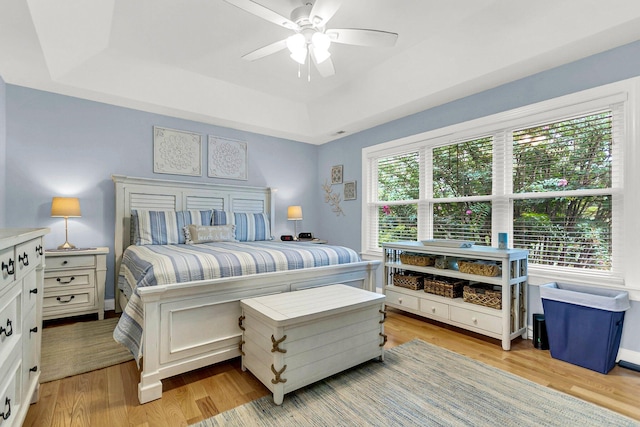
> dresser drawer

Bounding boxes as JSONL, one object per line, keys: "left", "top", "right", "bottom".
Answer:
{"left": 0, "top": 247, "right": 15, "bottom": 294}
{"left": 15, "top": 237, "right": 44, "bottom": 280}
{"left": 419, "top": 298, "right": 450, "bottom": 321}
{"left": 385, "top": 289, "right": 419, "bottom": 311}
{"left": 450, "top": 306, "right": 502, "bottom": 334}
{"left": 0, "top": 355, "right": 21, "bottom": 427}
{"left": 0, "top": 286, "right": 21, "bottom": 363}
{"left": 44, "top": 269, "right": 93, "bottom": 290}
{"left": 46, "top": 255, "right": 95, "bottom": 270}
{"left": 43, "top": 288, "right": 96, "bottom": 313}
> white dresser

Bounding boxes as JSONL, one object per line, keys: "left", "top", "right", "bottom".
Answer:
{"left": 0, "top": 228, "right": 48, "bottom": 427}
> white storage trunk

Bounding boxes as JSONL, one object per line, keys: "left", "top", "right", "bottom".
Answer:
{"left": 240, "top": 284, "right": 386, "bottom": 405}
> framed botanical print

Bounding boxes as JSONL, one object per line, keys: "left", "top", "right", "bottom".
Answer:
{"left": 153, "top": 126, "right": 202, "bottom": 176}
{"left": 331, "top": 165, "right": 343, "bottom": 184}
{"left": 344, "top": 181, "right": 357, "bottom": 200}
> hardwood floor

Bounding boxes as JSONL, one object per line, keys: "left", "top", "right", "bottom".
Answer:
{"left": 24, "top": 309, "right": 640, "bottom": 426}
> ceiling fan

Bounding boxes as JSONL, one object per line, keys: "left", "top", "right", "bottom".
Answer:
{"left": 224, "top": 0, "right": 398, "bottom": 78}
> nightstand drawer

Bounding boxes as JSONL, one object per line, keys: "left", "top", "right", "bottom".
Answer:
{"left": 450, "top": 306, "right": 502, "bottom": 334}
{"left": 44, "top": 269, "right": 93, "bottom": 290}
{"left": 43, "top": 288, "right": 95, "bottom": 312}
{"left": 46, "top": 255, "right": 95, "bottom": 270}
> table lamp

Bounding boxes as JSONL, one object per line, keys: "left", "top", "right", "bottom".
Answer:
{"left": 51, "top": 197, "right": 81, "bottom": 249}
{"left": 287, "top": 205, "right": 303, "bottom": 240}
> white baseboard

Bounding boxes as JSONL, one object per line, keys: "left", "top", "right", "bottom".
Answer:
{"left": 105, "top": 298, "right": 115, "bottom": 312}
{"left": 617, "top": 348, "right": 640, "bottom": 366}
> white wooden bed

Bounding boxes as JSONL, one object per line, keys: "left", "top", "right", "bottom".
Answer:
{"left": 112, "top": 175, "right": 379, "bottom": 404}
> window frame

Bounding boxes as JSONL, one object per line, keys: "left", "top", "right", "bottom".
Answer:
{"left": 362, "top": 78, "right": 639, "bottom": 291}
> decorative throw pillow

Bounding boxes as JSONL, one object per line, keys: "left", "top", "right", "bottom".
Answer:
{"left": 211, "top": 209, "right": 231, "bottom": 226}
{"left": 184, "top": 224, "right": 237, "bottom": 244}
{"left": 233, "top": 212, "right": 272, "bottom": 242}
{"left": 131, "top": 209, "right": 213, "bottom": 245}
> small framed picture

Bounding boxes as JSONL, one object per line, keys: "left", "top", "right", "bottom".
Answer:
{"left": 331, "top": 165, "right": 343, "bottom": 184}
{"left": 344, "top": 181, "right": 357, "bottom": 200}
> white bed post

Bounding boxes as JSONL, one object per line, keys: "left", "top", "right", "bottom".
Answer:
{"left": 138, "top": 294, "right": 163, "bottom": 404}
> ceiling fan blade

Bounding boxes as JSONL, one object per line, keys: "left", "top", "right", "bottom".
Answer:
{"left": 242, "top": 39, "right": 288, "bottom": 61}
{"left": 326, "top": 28, "right": 398, "bottom": 47}
{"left": 224, "top": 0, "right": 299, "bottom": 30}
{"left": 309, "top": 0, "right": 342, "bottom": 27}
{"left": 311, "top": 51, "right": 335, "bottom": 77}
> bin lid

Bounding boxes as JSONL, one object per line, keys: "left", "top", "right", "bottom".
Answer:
{"left": 540, "top": 282, "right": 630, "bottom": 312}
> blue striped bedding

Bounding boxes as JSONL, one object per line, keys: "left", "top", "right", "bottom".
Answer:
{"left": 114, "top": 241, "right": 361, "bottom": 361}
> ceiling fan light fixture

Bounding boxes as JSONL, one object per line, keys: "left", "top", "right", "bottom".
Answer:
{"left": 286, "top": 33, "right": 306, "bottom": 53}
{"left": 311, "top": 31, "right": 331, "bottom": 51}
{"left": 290, "top": 47, "right": 308, "bottom": 65}
{"left": 313, "top": 47, "right": 331, "bottom": 64}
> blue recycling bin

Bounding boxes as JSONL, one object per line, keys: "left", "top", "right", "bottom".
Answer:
{"left": 540, "top": 282, "right": 630, "bottom": 374}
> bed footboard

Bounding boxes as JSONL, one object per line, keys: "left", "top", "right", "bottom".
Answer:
{"left": 136, "top": 260, "right": 379, "bottom": 404}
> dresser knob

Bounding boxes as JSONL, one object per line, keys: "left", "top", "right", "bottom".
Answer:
{"left": 431, "top": 307, "right": 436, "bottom": 313}
{"left": 29, "top": 366, "right": 38, "bottom": 373}
{"left": 472, "top": 317, "right": 478, "bottom": 324}
{"left": 398, "top": 298, "right": 403, "bottom": 304}
{"left": 18, "top": 253, "right": 29, "bottom": 267}
{"left": 0, "top": 319, "right": 13, "bottom": 337}
{"left": 35, "top": 245, "right": 43, "bottom": 255}
{"left": 1, "top": 259, "right": 14, "bottom": 275}
{"left": 0, "top": 397, "right": 11, "bottom": 421}
{"left": 30, "top": 288, "right": 38, "bottom": 294}
{"left": 30, "top": 326, "right": 38, "bottom": 334}
{"left": 62, "top": 260, "right": 68, "bottom": 265}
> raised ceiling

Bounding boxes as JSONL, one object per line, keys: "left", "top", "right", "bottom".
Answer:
{"left": 2, "top": 0, "right": 640, "bottom": 144}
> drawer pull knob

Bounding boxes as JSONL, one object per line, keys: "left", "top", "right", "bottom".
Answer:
{"left": 472, "top": 317, "right": 478, "bottom": 324}
{"left": 56, "top": 276, "right": 75, "bottom": 284}
{"left": 57, "top": 295, "right": 75, "bottom": 303}
{"left": 0, "top": 397, "right": 11, "bottom": 421}
{"left": 0, "top": 319, "right": 13, "bottom": 337}
{"left": 431, "top": 307, "right": 436, "bottom": 313}
{"left": 36, "top": 245, "right": 43, "bottom": 255}
{"left": 398, "top": 298, "right": 403, "bottom": 304}
{"left": 62, "top": 260, "right": 68, "bottom": 265}
{"left": 30, "top": 288, "right": 38, "bottom": 294}
{"left": 1, "top": 259, "right": 14, "bottom": 275}
{"left": 18, "top": 253, "right": 29, "bottom": 267}
{"left": 30, "top": 326, "right": 38, "bottom": 334}
{"left": 30, "top": 365, "right": 38, "bottom": 372}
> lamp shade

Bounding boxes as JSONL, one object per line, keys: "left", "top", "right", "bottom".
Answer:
{"left": 287, "top": 205, "right": 303, "bottom": 221}
{"left": 51, "top": 197, "right": 82, "bottom": 218}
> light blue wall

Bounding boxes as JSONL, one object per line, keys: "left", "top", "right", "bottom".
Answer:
{"left": 5, "top": 87, "right": 320, "bottom": 301}
{"left": 0, "top": 75, "right": 6, "bottom": 227}
{"left": 316, "top": 40, "right": 640, "bottom": 354}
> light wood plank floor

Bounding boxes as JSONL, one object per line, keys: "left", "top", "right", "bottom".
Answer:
{"left": 25, "top": 309, "right": 640, "bottom": 426}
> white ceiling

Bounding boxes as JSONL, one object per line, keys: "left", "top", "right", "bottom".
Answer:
{"left": 2, "top": 0, "right": 640, "bottom": 144}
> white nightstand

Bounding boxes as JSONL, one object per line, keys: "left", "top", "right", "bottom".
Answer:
{"left": 44, "top": 247, "right": 109, "bottom": 320}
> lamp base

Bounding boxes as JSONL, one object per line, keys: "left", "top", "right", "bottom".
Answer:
{"left": 57, "top": 241, "right": 77, "bottom": 250}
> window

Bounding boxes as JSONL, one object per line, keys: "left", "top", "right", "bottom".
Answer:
{"left": 362, "top": 81, "right": 633, "bottom": 285}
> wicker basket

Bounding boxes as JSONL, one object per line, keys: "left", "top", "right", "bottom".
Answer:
{"left": 400, "top": 253, "right": 435, "bottom": 267}
{"left": 463, "top": 284, "right": 502, "bottom": 309}
{"left": 458, "top": 261, "right": 501, "bottom": 277}
{"left": 393, "top": 273, "right": 424, "bottom": 290}
{"left": 424, "top": 276, "right": 465, "bottom": 298}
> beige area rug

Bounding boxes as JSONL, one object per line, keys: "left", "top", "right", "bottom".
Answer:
{"left": 192, "top": 339, "right": 639, "bottom": 427}
{"left": 41, "top": 317, "right": 133, "bottom": 382}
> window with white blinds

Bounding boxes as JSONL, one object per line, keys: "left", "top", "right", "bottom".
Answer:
{"left": 362, "top": 88, "right": 627, "bottom": 280}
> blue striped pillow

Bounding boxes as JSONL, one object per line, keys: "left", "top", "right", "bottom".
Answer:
{"left": 132, "top": 209, "right": 213, "bottom": 245}
{"left": 212, "top": 209, "right": 231, "bottom": 226}
{"left": 233, "top": 212, "right": 272, "bottom": 241}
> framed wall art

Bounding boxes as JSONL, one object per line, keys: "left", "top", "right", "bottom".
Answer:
{"left": 331, "top": 165, "right": 343, "bottom": 184}
{"left": 208, "top": 136, "right": 248, "bottom": 180}
{"left": 344, "top": 181, "right": 357, "bottom": 200}
{"left": 153, "top": 126, "right": 202, "bottom": 176}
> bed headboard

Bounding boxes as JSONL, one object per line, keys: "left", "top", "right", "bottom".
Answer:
{"left": 112, "top": 175, "right": 275, "bottom": 310}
